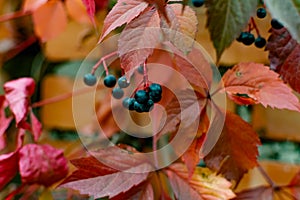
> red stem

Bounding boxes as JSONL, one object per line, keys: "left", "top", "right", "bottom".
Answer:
{"left": 91, "top": 51, "right": 118, "bottom": 75}
{"left": 143, "top": 62, "right": 149, "bottom": 89}
{"left": 0, "top": 10, "right": 31, "bottom": 23}
{"left": 251, "top": 17, "right": 261, "bottom": 36}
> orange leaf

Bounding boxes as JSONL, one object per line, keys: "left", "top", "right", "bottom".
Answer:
{"left": 166, "top": 163, "right": 236, "bottom": 200}
{"left": 65, "top": 0, "right": 90, "bottom": 24}
{"left": 23, "top": 0, "right": 47, "bottom": 11}
{"left": 222, "top": 62, "right": 300, "bottom": 112}
{"left": 32, "top": 0, "right": 67, "bottom": 42}
{"left": 204, "top": 111, "right": 261, "bottom": 184}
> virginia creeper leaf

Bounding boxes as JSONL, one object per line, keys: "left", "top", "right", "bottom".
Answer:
{"left": 3, "top": 78, "right": 35, "bottom": 127}
{"left": 32, "top": 0, "right": 68, "bottom": 42}
{"left": 162, "top": 4, "right": 198, "bottom": 53}
{"left": 29, "top": 110, "right": 42, "bottom": 142}
{"left": 19, "top": 144, "right": 68, "bottom": 186}
{"left": 118, "top": 8, "right": 161, "bottom": 73}
{"left": 234, "top": 186, "right": 273, "bottom": 200}
{"left": 99, "top": 0, "right": 149, "bottom": 42}
{"left": 111, "top": 181, "right": 154, "bottom": 200}
{"left": 0, "top": 96, "right": 12, "bottom": 150}
{"left": 206, "top": 0, "right": 258, "bottom": 61}
{"left": 264, "top": 0, "right": 300, "bottom": 42}
{"left": 65, "top": 0, "right": 90, "bottom": 24}
{"left": 222, "top": 62, "right": 300, "bottom": 111}
{"left": 144, "top": 0, "right": 168, "bottom": 22}
{"left": 23, "top": 0, "right": 47, "bottom": 11}
{"left": 204, "top": 111, "right": 261, "bottom": 183}
{"left": 166, "top": 163, "right": 236, "bottom": 200}
{"left": 82, "top": 0, "right": 96, "bottom": 27}
{"left": 0, "top": 150, "right": 19, "bottom": 190}
{"left": 289, "top": 170, "right": 300, "bottom": 198}
{"left": 266, "top": 28, "right": 300, "bottom": 93}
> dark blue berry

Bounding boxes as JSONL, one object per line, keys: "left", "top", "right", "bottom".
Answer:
{"left": 256, "top": 8, "right": 267, "bottom": 18}
{"left": 122, "top": 97, "right": 135, "bottom": 110}
{"left": 83, "top": 73, "right": 97, "bottom": 86}
{"left": 242, "top": 32, "right": 255, "bottom": 46}
{"left": 146, "top": 99, "right": 154, "bottom": 111}
{"left": 137, "top": 65, "right": 144, "bottom": 74}
{"left": 149, "top": 83, "right": 162, "bottom": 94}
{"left": 271, "top": 19, "right": 284, "bottom": 29}
{"left": 254, "top": 36, "right": 266, "bottom": 48}
{"left": 134, "top": 90, "right": 149, "bottom": 104}
{"left": 104, "top": 75, "right": 116, "bottom": 88}
{"left": 118, "top": 76, "right": 130, "bottom": 88}
{"left": 192, "top": 0, "right": 204, "bottom": 7}
{"left": 133, "top": 101, "right": 144, "bottom": 113}
{"left": 149, "top": 83, "right": 162, "bottom": 103}
{"left": 112, "top": 87, "right": 124, "bottom": 99}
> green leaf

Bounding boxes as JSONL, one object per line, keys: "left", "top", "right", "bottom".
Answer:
{"left": 206, "top": 0, "right": 258, "bottom": 62}
{"left": 265, "top": 0, "right": 300, "bottom": 43}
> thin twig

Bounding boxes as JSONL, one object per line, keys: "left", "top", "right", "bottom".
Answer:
{"left": 257, "top": 164, "right": 277, "bottom": 188}
{"left": 91, "top": 51, "right": 118, "bottom": 75}
{"left": 0, "top": 10, "right": 31, "bottom": 23}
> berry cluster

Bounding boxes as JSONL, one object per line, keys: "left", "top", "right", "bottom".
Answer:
{"left": 237, "top": 32, "right": 266, "bottom": 48}
{"left": 83, "top": 71, "right": 162, "bottom": 113}
{"left": 123, "top": 83, "right": 162, "bottom": 113}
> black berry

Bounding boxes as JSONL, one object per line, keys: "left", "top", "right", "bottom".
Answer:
{"left": 242, "top": 32, "right": 255, "bottom": 46}
{"left": 254, "top": 36, "right": 266, "bottom": 48}
{"left": 256, "top": 8, "right": 267, "bottom": 18}
{"left": 146, "top": 99, "right": 154, "bottom": 111}
{"left": 103, "top": 75, "right": 116, "bottom": 88}
{"left": 149, "top": 83, "right": 162, "bottom": 103}
{"left": 271, "top": 19, "right": 284, "bottom": 29}
{"left": 118, "top": 76, "right": 130, "bottom": 88}
{"left": 83, "top": 73, "right": 97, "bottom": 86}
{"left": 149, "top": 83, "right": 162, "bottom": 94}
{"left": 192, "top": 0, "right": 204, "bottom": 7}
{"left": 112, "top": 87, "right": 124, "bottom": 99}
{"left": 122, "top": 97, "right": 135, "bottom": 110}
{"left": 133, "top": 101, "right": 144, "bottom": 113}
{"left": 134, "top": 90, "right": 149, "bottom": 104}
{"left": 236, "top": 32, "right": 247, "bottom": 42}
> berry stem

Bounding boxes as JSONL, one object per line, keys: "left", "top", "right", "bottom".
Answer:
{"left": 143, "top": 62, "right": 149, "bottom": 89}
{"left": 91, "top": 51, "right": 117, "bottom": 75}
{"left": 0, "top": 10, "right": 32, "bottom": 23}
{"left": 251, "top": 17, "right": 261, "bottom": 36}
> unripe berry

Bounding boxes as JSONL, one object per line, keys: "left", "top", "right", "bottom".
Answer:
{"left": 112, "top": 87, "right": 124, "bottom": 99}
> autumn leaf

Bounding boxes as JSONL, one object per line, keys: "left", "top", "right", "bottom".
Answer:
{"left": 118, "top": 8, "right": 161, "bottom": 73}
{"left": 61, "top": 147, "right": 153, "bottom": 199}
{"left": 65, "top": 0, "right": 91, "bottom": 24}
{"left": 144, "top": 0, "right": 168, "bottom": 23}
{"left": 81, "top": 0, "right": 96, "bottom": 27}
{"left": 0, "top": 150, "right": 19, "bottom": 190}
{"left": 32, "top": 0, "right": 68, "bottom": 42}
{"left": 22, "top": 0, "right": 47, "bottom": 11}
{"left": 204, "top": 111, "right": 261, "bottom": 184}
{"left": 18, "top": 144, "right": 68, "bottom": 186}
{"left": 289, "top": 170, "right": 300, "bottom": 199}
{"left": 0, "top": 96, "right": 13, "bottom": 150}
{"left": 99, "top": 0, "right": 149, "bottom": 42}
{"left": 205, "top": 0, "right": 257, "bottom": 61}
{"left": 234, "top": 186, "right": 273, "bottom": 200}
{"left": 29, "top": 110, "right": 42, "bottom": 142}
{"left": 165, "top": 163, "right": 236, "bottom": 200}
{"left": 162, "top": 4, "right": 198, "bottom": 53}
{"left": 222, "top": 62, "right": 300, "bottom": 112}
{"left": 264, "top": 0, "right": 300, "bottom": 42}
{"left": 3, "top": 77, "right": 35, "bottom": 128}
{"left": 266, "top": 28, "right": 300, "bottom": 93}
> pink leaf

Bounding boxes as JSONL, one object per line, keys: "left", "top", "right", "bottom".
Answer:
{"left": 4, "top": 78, "right": 35, "bottom": 127}
{"left": 82, "top": 0, "right": 96, "bottom": 27}
{"left": 30, "top": 110, "right": 42, "bottom": 142}
{"left": 0, "top": 150, "right": 19, "bottom": 190}
{"left": 99, "top": 0, "right": 149, "bottom": 42}
{"left": 0, "top": 96, "right": 12, "bottom": 150}
{"left": 18, "top": 144, "right": 68, "bottom": 186}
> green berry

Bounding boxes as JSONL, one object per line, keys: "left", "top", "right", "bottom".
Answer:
{"left": 256, "top": 8, "right": 266, "bottom": 18}
{"left": 83, "top": 73, "right": 97, "bottom": 86}
{"left": 104, "top": 75, "right": 116, "bottom": 88}
{"left": 192, "top": 0, "right": 204, "bottom": 7}
{"left": 254, "top": 36, "right": 266, "bottom": 48}
{"left": 112, "top": 87, "right": 124, "bottom": 99}
{"left": 118, "top": 76, "right": 130, "bottom": 88}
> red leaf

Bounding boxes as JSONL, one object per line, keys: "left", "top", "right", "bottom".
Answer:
{"left": 222, "top": 62, "right": 300, "bottom": 112}
{"left": 4, "top": 78, "right": 35, "bottom": 127}
{"left": 23, "top": 0, "right": 47, "bottom": 11}
{"left": 204, "top": 111, "right": 261, "bottom": 183}
{"left": 0, "top": 96, "right": 13, "bottom": 150}
{"left": 18, "top": 144, "right": 68, "bottom": 186}
{"left": 32, "top": 0, "right": 67, "bottom": 42}
{"left": 166, "top": 163, "right": 235, "bottom": 199}
{"left": 95, "top": 0, "right": 109, "bottom": 11}
{"left": 0, "top": 150, "right": 19, "bottom": 190}
{"left": 289, "top": 170, "right": 300, "bottom": 198}
{"left": 266, "top": 28, "right": 300, "bottom": 93}
{"left": 144, "top": 0, "right": 168, "bottom": 23}
{"left": 29, "top": 110, "right": 42, "bottom": 142}
{"left": 81, "top": 0, "right": 96, "bottom": 27}
{"left": 99, "top": 0, "right": 149, "bottom": 42}
{"left": 234, "top": 186, "right": 273, "bottom": 199}
{"left": 118, "top": 8, "right": 161, "bottom": 73}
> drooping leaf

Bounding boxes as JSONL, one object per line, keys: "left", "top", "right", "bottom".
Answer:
{"left": 205, "top": 0, "right": 258, "bottom": 61}
{"left": 29, "top": 110, "right": 42, "bottom": 142}
{"left": 18, "top": 144, "right": 68, "bottom": 186}
{"left": 118, "top": 8, "right": 161, "bottom": 73}
{"left": 162, "top": 4, "right": 198, "bottom": 53}
{"left": 166, "top": 163, "right": 236, "bottom": 200}
{"left": 204, "top": 111, "right": 261, "bottom": 183}
{"left": 264, "top": 0, "right": 300, "bottom": 43}
{"left": 266, "top": 28, "right": 300, "bottom": 93}
{"left": 81, "top": 0, "right": 96, "bottom": 27}
{"left": 234, "top": 186, "right": 273, "bottom": 200}
{"left": 222, "top": 62, "right": 300, "bottom": 112}
{"left": 3, "top": 78, "right": 35, "bottom": 127}
{"left": 23, "top": 0, "right": 47, "bottom": 11}
{"left": 32, "top": 0, "right": 68, "bottom": 42}
{"left": 99, "top": 0, "right": 149, "bottom": 42}
{"left": 0, "top": 150, "right": 19, "bottom": 190}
